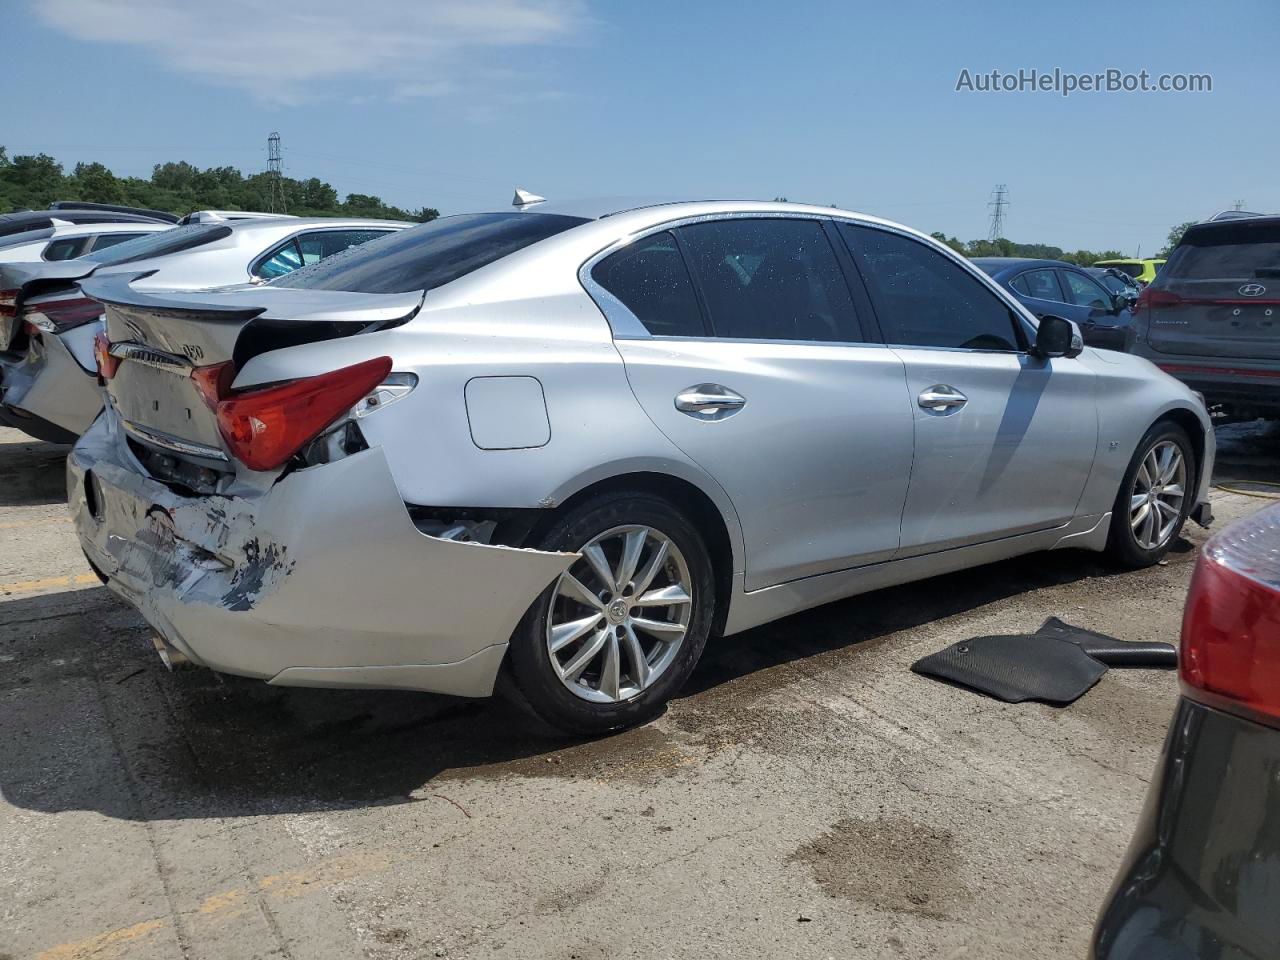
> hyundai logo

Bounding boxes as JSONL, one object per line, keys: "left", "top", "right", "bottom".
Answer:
{"left": 1239, "top": 283, "right": 1267, "bottom": 297}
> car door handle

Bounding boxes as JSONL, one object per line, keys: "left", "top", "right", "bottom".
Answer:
{"left": 918, "top": 385, "right": 968, "bottom": 411}
{"left": 675, "top": 384, "right": 746, "bottom": 420}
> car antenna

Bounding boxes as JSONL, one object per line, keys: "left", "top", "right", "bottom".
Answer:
{"left": 512, "top": 188, "right": 545, "bottom": 208}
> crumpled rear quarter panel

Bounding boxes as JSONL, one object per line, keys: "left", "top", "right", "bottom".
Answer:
{"left": 69, "top": 416, "right": 574, "bottom": 695}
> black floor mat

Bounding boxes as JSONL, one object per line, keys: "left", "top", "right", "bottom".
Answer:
{"left": 911, "top": 618, "right": 1177, "bottom": 705}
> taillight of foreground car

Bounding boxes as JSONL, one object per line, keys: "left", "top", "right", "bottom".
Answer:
{"left": 1136, "top": 287, "right": 1183, "bottom": 310}
{"left": 25, "top": 296, "right": 102, "bottom": 334}
{"left": 191, "top": 355, "right": 393, "bottom": 472}
{"left": 0, "top": 288, "right": 18, "bottom": 319}
{"left": 1180, "top": 504, "right": 1280, "bottom": 727}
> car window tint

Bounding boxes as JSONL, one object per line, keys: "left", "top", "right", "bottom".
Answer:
{"left": 1163, "top": 222, "right": 1280, "bottom": 280}
{"left": 43, "top": 237, "right": 90, "bottom": 261}
{"left": 82, "top": 223, "right": 231, "bottom": 264}
{"left": 255, "top": 240, "right": 303, "bottom": 279}
{"left": 88, "top": 233, "right": 147, "bottom": 253}
{"left": 675, "top": 218, "right": 863, "bottom": 342}
{"left": 1017, "top": 268, "right": 1063, "bottom": 301}
{"left": 296, "top": 229, "right": 393, "bottom": 266}
{"left": 590, "top": 230, "right": 705, "bottom": 337}
{"left": 273, "top": 213, "right": 588, "bottom": 293}
{"left": 840, "top": 223, "right": 1022, "bottom": 352}
{"left": 1061, "top": 270, "right": 1111, "bottom": 308}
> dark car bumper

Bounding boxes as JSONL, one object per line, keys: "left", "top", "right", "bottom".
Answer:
{"left": 1090, "top": 698, "right": 1280, "bottom": 959}
{"left": 1150, "top": 362, "right": 1280, "bottom": 416}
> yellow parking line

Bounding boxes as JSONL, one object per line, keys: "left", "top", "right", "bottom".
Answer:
{"left": 1, "top": 572, "right": 100, "bottom": 594}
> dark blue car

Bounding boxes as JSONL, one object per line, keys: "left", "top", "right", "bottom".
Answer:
{"left": 973, "top": 257, "right": 1134, "bottom": 351}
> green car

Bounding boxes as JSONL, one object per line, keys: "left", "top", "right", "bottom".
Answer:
{"left": 1094, "top": 258, "right": 1166, "bottom": 286}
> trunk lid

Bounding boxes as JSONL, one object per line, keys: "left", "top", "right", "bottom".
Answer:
{"left": 81, "top": 273, "right": 423, "bottom": 466}
{"left": 1146, "top": 219, "right": 1280, "bottom": 361}
{"left": 0, "top": 260, "right": 97, "bottom": 352}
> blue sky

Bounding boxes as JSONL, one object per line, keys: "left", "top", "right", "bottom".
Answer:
{"left": 2, "top": 0, "right": 1274, "bottom": 254}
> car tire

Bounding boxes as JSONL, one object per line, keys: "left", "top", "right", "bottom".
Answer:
{"left": 1106, "top": 421, "right": 1196, "bottom": 568}
{"left": 505, "top": 491, "right": 715, "bottom": 736}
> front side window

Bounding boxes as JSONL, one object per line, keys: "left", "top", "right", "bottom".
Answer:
{"left": 840, "top": 224, "right": 1023, "bottom": 352}
{"left": 589, "top": 230, "right": 704, "bottom": 337}
{"left": 1061, "top": 271, "right": 1112, "bottom": 309}
{"left": 675, "top": 218, "right": 863, "bottom": 342}
{"left": 1011, "top": 269, "right": 1063, "bottom": 302}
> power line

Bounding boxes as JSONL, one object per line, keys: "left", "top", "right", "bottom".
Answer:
{"left": 987, "top": 184, "right": 1008, "bottom": 242}
{"left": 266, "top": 132, "right": 286, "bottom": 214}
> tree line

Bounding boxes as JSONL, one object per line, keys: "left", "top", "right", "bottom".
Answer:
{"left": 0, "top": 147, "right": 439, "bottom": 222}
{"left": 929, "top": 222, "right": 1192, "bottom": 263}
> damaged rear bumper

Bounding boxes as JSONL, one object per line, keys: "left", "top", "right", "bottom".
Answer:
{"left": 68, "top": 415, "right": 574, "bottom": 697}
{"left": 0, "top": 323, "right": 102, "bottom": 440}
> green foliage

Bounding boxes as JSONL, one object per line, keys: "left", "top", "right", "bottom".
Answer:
{"left": 926, "top": 229, "right": 1128, "bottom": 266}
{"left": 1160, "top": 221, "right": 1196, "bottom": 257}
{"left": 0, "top": 146, "right": 440, "bottom": 223}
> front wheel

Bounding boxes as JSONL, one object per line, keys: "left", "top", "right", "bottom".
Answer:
{"left": 1106, "top": 422, "right": 1195, "bottom": 567}
{"left": 505, "top": 492, "right": 715, "bottom": 735}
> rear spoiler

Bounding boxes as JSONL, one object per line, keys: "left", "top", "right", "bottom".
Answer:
{"left": 81, "top": 271, "right": 425, "bottom": 368}
{"left": 0, "top": 258, "right": 99, "bottom": 300}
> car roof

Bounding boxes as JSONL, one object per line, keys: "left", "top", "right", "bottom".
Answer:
{"left": 972, "top": 257, "right": 1080, "bottom": 273}
{"left": 221, "top": 216, "right": 413, "bottom": 232}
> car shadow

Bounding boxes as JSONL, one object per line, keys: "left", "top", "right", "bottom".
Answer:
{"left": 0, "top": 434, "right": 70, "bottom": 506}
{"left": 0, "top": 541, "right": 1149, "bottom": 824}
{"left": 1214, "top": 419, "right": 1280, "bottom": 486}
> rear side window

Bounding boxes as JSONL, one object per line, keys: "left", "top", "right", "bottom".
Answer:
{"left": 273, "top": 213, "right": 588, "bottom": 293}
{"left": 88, "top": 232, "right": 148, "bottom": 253}
{"left": 841, "top": 223, "right": 1023, "bottom": 352}
{"left": 255, "top": 240, "right": 304, "bottom": 279}
{"left": 43, "top": 237, "right": 91, "bottom": 261}
{"left": 1061, "top": 271, "right": 1111, "bottom": 309}
{"left": 1011, "top": 269, "right": 1063, "bottom": 301}
{"left": 676, "top": 218, "right": 864, "bottom": 342}
{"left": 82, "top": 223, "right": 230, "bottom": 265}
{"left": 1163, "top": 223, "right": 1280, "bottom": 281}
{"left": 590, "top": 231, "right": 705, "bottom": 337}
{"left": 253, "top": 229, "right": 395, "bottom": 279}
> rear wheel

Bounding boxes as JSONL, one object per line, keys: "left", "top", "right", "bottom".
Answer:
{"left": 1106, "top": 422, "right": 1195, "bottom": 567}
{"left": 505, "top": 492, "right": 714, "bottom": 735}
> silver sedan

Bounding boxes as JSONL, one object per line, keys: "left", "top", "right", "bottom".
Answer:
{"left": 68, "top": 198, "right": 1215, "bottom": 734}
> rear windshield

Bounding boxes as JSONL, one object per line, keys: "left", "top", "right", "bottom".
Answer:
{"left": 272, "top": 212, "right": 589, "bottom": 293}
{"left": 1164, "top": 223, "right": 1280, "bottom": 280}
{"left": 81, "top": 223, "right": 230, "bottom": 265}
{"left": 1098, "top": 262, "right": 1141, "bottom": 278}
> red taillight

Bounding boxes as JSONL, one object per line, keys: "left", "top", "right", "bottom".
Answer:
{"left": 1136, "top": 287, "right": 1182, "bottom": 309}
{"left": 191, "top": 356, "right": 392, "bottom": 472}
{"left": 28, "top": 296, "right": 102, "bottom": 333}
{"left": 93, "top": 332, "right": 120, "bottom": 381}
{"left": 1180, "top": 504, "right": 1280, "bottom": 727}
{"left": 0, "top": 288, "right": 18, "bottom": 318}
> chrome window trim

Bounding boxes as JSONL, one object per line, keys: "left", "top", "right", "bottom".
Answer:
{"left": 577, "top": 209, "right": 1043, "bottom": 350}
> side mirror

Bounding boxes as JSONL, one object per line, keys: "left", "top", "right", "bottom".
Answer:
{"left": 1111, "top": 293, "right": 1129, "bottom": 314}
{"left": 1034, "top": 314, "right": 1084, "bottom": 359}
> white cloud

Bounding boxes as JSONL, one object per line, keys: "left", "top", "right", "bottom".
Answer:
{"left": 34, "top": 0, "right": 590, "bottom": 104}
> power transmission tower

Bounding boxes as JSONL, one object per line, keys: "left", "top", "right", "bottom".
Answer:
{"left": 1233, "top": 199, "right": 1245, "bottom": 211}
{"left": 266, "top": 132, "right": 286, "bottom": 214}
{"left": 987, "top": 184, "right": 1008, "bottom": 242}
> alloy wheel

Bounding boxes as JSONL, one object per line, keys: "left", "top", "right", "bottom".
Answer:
{"left": 1129, "top": 440, "right": 1186, "bottom": 550}
{"left": 546, "top": 524, "right": 693, "bottom": 704}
